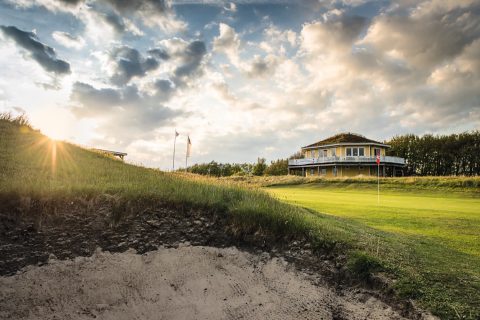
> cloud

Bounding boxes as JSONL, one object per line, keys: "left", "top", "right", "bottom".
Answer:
{"left": 71, "top": 81, "right": 182, "bottom": 144}
{"left": 71, "top": 82, "right": 121, "bottom": 113}
{"left": 103, "top": 12, "right": 126, "bottom": 33}
{"left": 362, "top": 3, "right": 480, "bottom": 69}
{"left": 9, "top": 0, "right": 187, "bottom": 34}
{"left": 245, "top": 54, "right": 278, "bottom": 78}
{"left": 152, "top": 79, "right": 176, "bottom": 101}
{"left": 213, "top": 23, "right": 286, "bottom": 78}
{"left": 1, "top": 25, "right": 71, "bottom": 75}
{"left": 223, "top": 2, "right": 237, "bottom": 12}
{"left": 213, "top": 23, "right": 241, "bottom": 66}
{"left": 148, "top": 48, "right": 170, "bottom": 60}
{"left": 108, "top": 46, "right": 160, "bottom": 86}
{"left": 301, "top": 14, "right": 368, "bottom": 55}
{"left": 173, "top": 40, "right": 207, "bottom": 80}
{"left": 52, "top": 31, "right": 85, "bottom": 49}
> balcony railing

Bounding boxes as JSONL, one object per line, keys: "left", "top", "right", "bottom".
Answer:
{"left": 288, "top": 156, "right": 405, "bottom": 166}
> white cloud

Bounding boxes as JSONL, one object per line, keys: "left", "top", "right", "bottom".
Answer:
{"left": 52, "top": 31, "right": 85, "bottom": 49}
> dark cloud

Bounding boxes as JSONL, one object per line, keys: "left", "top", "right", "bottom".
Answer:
{"left": 153, "top": 79, "right": 176, "bottom": 101}
{"left": 51, "top": 0, "right": 168, "bottom": 12}
{"left": 109, "top": 46, "right": 159, "bottom": 86}
{"left": 246, "top": 55, "right": 278, "bottom": 78}
{"left": 55, "top": 0, "right": 83, "bottom": 5}
{"left": 173, "top": 40, "right": 207, "bottom": 82}
{"left": 0, "top": 25, "right": 71, "bottom": 75}
{"left": 148, "top": 48, "right": 170, "bottom": 60}
{"left": 102, "top": 0, "right": 169, "bottom": 14}
{"left": 71, "top": 82, "right": 121, "bottom": 113}
{"left": 103, "top": 12, "right": 126, "bottom": 33}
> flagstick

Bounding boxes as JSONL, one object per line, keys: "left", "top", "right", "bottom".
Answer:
{"left": 377, "top": 162, "right": 380, "bottom": 205}
{"left": 172, "top": 131, "right": 177, "bottom": 172}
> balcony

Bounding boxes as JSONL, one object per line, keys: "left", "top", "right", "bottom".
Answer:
{"left": 288, "top": 156, "right": 405, "bottom": 166}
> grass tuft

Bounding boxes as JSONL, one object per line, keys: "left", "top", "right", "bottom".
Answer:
{"left": 347, "top": 251, "right": 383, "bottom": 282}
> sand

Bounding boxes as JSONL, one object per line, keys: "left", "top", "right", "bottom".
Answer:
{"left": 0, "top": 245, "right": 409, "bottom": 320}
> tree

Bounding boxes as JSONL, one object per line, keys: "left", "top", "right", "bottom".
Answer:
{"left": 252, "top": 158, "right": 267, "bottom": 176}
{"left": 265, "top": 159, "right": 288, "bottom": 175}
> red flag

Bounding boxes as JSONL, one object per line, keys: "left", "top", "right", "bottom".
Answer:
{"left": 376, "top": 154, "right": 381, "bottom": 165}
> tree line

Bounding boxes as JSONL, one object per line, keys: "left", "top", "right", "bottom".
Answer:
{"left": 185, "top": 158, "right": 288, "bottom": 176}
{"left": 387, "top": 131, "right": 480, "bottom": 176}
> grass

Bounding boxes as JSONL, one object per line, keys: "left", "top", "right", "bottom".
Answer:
{"left": 266, "top": 183, "right": 480, "bottom": 319}
{"left": 222, "top": 174, "right": 480, "bottom": 190}
{"left": 1, "top": 115, "right": 479, "bottom": 319}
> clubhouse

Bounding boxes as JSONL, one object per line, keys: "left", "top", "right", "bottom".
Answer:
{"left": 288, "top": 133, "right": 405, "bottom": 177}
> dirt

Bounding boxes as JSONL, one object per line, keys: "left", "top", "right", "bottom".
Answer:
{"left": 0, "top": 202, "right": 436, "bottom": 319}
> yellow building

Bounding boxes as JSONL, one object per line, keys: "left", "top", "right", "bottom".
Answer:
{"left": 288, "top": 133, "right": 405, "bottom": 177}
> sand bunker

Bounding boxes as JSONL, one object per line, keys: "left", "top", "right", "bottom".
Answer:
{"left": 0, "top": 245, "right": 407, "bottom": 320}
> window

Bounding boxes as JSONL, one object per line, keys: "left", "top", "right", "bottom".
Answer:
{"left": 310, "top": 168, "right": 314, "bottom": 175}
{"left": 346, "top": 147, "right": 365, "bottom": 157}
{"left": 374, "top": 148, "right": 381, "bottom": 156}
{"left": 333, "top": 167, "right": 337, "bottom": 176}
{"left": 331, "top": 149, "right": 336, "bottom": 156}
{"left": 321, "top": 168, "right": 326, "bottom": 175}
{"left": 322, "top": 149, "right": 328, "bottom": 157}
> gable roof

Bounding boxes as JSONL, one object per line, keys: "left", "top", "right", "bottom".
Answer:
{"left": 303, "top": 133, "right": 387, "bottom": 149}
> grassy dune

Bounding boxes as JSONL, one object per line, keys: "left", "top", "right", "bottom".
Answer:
{"left": 1, "top": 116, "right": 479, "bottom": 318}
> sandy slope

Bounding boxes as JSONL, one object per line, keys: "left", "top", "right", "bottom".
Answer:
{"left": 0, "top": 245, "right": 408, "bottom": 320}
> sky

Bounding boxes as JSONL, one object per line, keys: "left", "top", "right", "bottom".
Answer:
{"left": 0, "top": 0, "right": 479, "bottom": 169}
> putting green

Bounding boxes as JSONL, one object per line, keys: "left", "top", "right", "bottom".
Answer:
{"left": 267, "top": 184, "right": 480, "bottom": 257}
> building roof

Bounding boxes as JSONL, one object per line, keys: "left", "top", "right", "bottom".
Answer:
{"left": 303, "top": 133, "right": 386, "bottom": 149}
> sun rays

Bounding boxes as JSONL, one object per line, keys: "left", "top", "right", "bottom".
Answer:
{"left": 24, "top": 136, "right": 78, "bottom": 178}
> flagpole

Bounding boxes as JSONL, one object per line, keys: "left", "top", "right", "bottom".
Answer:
{"left": 172, "top": 130, "right": 177, "bottom": 172}
{"left": 185, "top": 135, "right": 189, "bottom": 173}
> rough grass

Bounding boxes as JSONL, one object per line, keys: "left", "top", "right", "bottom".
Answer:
{"left": 2, "top": 116, "right": 479, "bottom": 319}
{"left": 267, "top": 183, "right": 480, "bottom": 319}
{"left": 221, "top": 174, "right": 480, "bottom": 191}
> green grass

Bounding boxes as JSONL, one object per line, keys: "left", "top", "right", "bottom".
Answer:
{"left": 267, "top": 183, "right": 480, "bottom": 319}
{"left": 1, "top": 115, "right": 480, "bottom": 319}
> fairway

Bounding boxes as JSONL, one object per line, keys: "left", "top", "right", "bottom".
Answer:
{"left": 267, "top": 184, "right": 480, "bottom": 257}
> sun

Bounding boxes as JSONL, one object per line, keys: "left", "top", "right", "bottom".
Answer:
{"left": 35, "top": 109, "right": 72, "bottom": 141}
{"left": 43, "top": 126, "right": 67, "bottom": 141}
